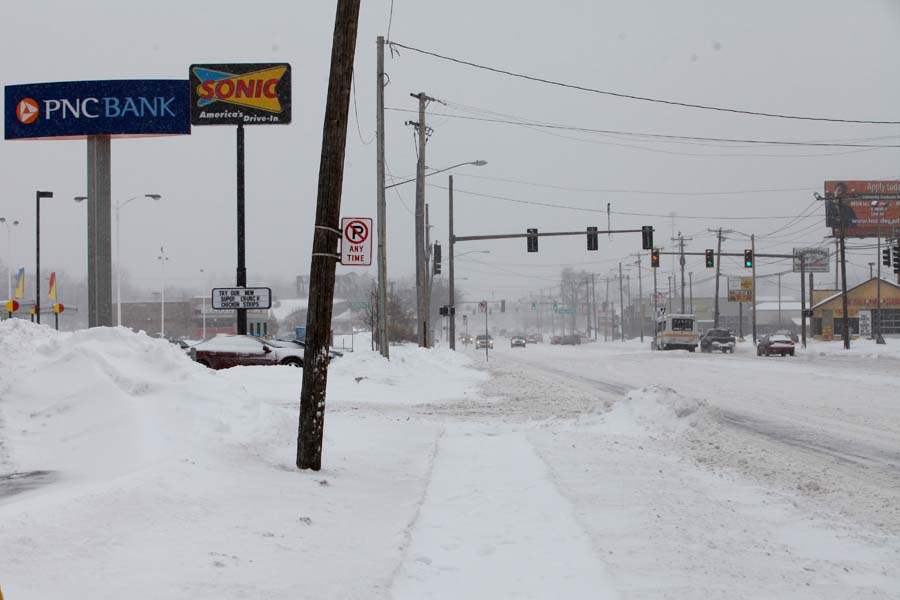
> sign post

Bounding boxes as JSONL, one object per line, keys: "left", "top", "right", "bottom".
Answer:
{"left": 189, "top": 63, "right": 291, "bottom": 334}
{"left": 5, "top": 79, "right": 190, "bottom": 328}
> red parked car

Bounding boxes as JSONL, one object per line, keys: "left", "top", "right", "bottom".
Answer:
{"left": 756, "top": 334, "right": 795, "bottom": 357}
{"left": 191, "top": 335, "right": 304, "bottom": 369}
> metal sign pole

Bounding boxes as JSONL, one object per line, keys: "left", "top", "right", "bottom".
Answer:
{"left": 236, "top": 123, "right": 247, "bottom": 335}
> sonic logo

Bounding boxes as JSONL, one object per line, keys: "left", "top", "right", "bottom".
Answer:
{"left": 193, "top": 66, "right": 287, "bottom": 113}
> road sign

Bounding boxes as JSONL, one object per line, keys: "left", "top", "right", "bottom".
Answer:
{"left": 51, "top": 303, "right": 65, "bottom": 314}
{"left": 793, "top": 247, "right": 830, "bottom": 273}
{"left": 727, "top": 277, "right": 752, "bottom": 302}
{"left": 557, "top": 307, "right": 576, "bottom": 315}
{"left": 349, "top": 300, "right": 370, "bottom": 310}
{"left": 4, "top": 80, "right": 190, "bottom": 139}
{"left": 189, "top": 63, "right": 291, "bottom": 126}
{"left": 4, "top": 299, "right": 19, "bottom": 312}
{"left": 341, "top": 217, "right": 373, "bottom": 266}
{"left": 211, "top": 287, "right": 272, "bottom": 310}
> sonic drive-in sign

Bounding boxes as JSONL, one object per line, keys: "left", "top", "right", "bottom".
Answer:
{"left": 4, "top": 80, "right": 190, "bottom": 139}
{"left": 189, "top": 63, "right": 291, "bottom": 126}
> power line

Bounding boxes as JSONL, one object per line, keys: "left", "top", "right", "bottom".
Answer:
{"left": 386, "top": 41, "right": 900, "bottom": 125}
{"left": 384, "top": 106, "right": 900, "bottom": 148}
{"left": 428, "top": 182, "right": 829, "bottom": 220}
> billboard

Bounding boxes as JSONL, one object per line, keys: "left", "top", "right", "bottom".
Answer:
{"left": 824, "top": 180, "right": 900, "bottom": 238}
{"left": 727, "top": 277, "right": 752, "bottom": 302}
{"left": 189, "top": 63, "right": 291, "bottom": 126}
{"left": 793, "top": 247, "right": 830, "bottom": 273}
{"left": 4, "top": 80, "right": 190, "bottom": 139}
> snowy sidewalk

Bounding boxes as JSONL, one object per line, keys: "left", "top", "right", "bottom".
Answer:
{"left": 391, "top": 427, "right": 618, "bottom": 600}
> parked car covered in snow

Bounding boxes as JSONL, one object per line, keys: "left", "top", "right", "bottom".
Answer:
{"left": 191, "top": 335, "right": 304, "bottom": 369}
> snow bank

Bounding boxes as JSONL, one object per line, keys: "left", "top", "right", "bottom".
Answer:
{"left": 602, "top": 384, "right": 714, "bottom": 435}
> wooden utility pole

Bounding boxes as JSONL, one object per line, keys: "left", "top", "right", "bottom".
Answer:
{"left": 800, "top": 254, "right": 807, "bottom": 348}
{"left": 751, "top": 234, "right": 757, "bottom": 343}
{"left": 618, "top": 262, "right": 625, "bottom": 341}
{"left": 297, "top": 0, "right": 361, "bottom": 471}
{"left": 411, "top": 92, "right": 432, "bottom": 347}
{"left": 375, "top": 35, "right": 389, "bottom": 358}
{"left": 838, "top": 198, "right": 850, "bottom": 349}
{"left": 448, "top": 175, "right": 456, "bottom": 350}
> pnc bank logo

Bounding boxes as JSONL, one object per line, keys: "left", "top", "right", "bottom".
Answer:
{"left": 16, "top": 98, "right": 39, "bottom": 124}
{"left": 193, "top": 66, "right": 287, "bottom": 113}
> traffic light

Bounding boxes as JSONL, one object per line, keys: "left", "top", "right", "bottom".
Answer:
{"left": 641, "top": 225, "right": 654, "bottom": 250}
{"left": 705, "top": 249, "right": 715, "bottom": 268}
{"left": 501, "top": 299, "right": 506, "bottom": 313}
{"left": 531, "top": 302, "right": 537, "bottom": 311}
{"left": 433, "top": 242, "right": 442, "bottom": 275}
{"left": 650, "top": 248, "right": 660, "bottom": 268}
{"left": 526, "top": 228, "right": 538, "bottom": 252}
{"left": 744, "top": 249, "right": 754, "bottom": 268}
{"left": 587, "top": 226, "right": 598, "bottom": 251}
{"left": 894, "top": 243, "right": 900, "bottom": 274}
{"left": 883, "top": 247, "right": 892, "bottom": 267}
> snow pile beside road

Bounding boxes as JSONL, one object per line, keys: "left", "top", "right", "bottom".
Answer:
{"left": 603, "top": 384, "right": 713, "bottom": 435}
{"left": 328, "top": 344, "right": 488, "bottom": 405}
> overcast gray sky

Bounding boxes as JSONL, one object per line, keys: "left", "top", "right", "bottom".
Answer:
{"left": 2, "top": 0, "right": 899, "bottom": 303}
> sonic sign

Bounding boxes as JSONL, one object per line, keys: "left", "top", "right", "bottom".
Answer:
{"left": 189, "top": 63, "right": 291, "bottom": 125}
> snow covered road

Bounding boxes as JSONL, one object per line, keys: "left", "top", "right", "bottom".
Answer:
{"left": 2, "top": 321, "right": 900, "bottom": 598}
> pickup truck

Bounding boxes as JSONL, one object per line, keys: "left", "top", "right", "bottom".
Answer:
{"left": 700, "top": 329, "right": 736, "bottom": 353}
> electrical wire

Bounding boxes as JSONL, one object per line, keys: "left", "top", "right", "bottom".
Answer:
{"left": 351, "top": 69, "right": 375, "bottom": 146}
{"left": 384, "top": 106, "right": 900, "bottom": 148}
{"left": 385, "top": 41, "right": 900, "bottom": 125}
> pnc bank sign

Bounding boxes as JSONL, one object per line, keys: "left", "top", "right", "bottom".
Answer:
{"left": 4, "top": 80, "right": 190, "bottom": 139}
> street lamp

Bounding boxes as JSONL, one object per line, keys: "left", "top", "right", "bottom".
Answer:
{"left": 116, "top": 194, "right": 161, "bottom": 326}
{"left": 1, "top": 217, "right": 21, "bottom": 300}
{"left": 157, "top": 245, "right": 169, "bottom": 338}
{"left": 386, "top": 160, "right": 487, "bottom": 190}
{"left": 35, "top": 191, "right": 54, "bottom": 324}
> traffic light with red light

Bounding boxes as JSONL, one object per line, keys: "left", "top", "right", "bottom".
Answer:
{"left": 650, "top": 248, "right": 660, "bottom": 268}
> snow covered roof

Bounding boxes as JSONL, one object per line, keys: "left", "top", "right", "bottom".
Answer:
{"left": 756, "top": 301, "right": 802, "bottom": 312}
{"left": 811, "top": 277, "right": 900, "bottom": 310}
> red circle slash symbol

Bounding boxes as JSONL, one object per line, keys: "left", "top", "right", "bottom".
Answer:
{"left": 344, "top": 220, "right": 369, "bottom": 244}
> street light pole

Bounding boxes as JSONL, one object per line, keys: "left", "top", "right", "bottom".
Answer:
{"left": 35, "top": 191, "right": 54, "bottom": 324}
{"left": 1, "top": 217, "right": 20, "bottom": 300}
{"left": 157, "top": 246, "right": 169, "bottom": 338}
{"left": 115, "top": 194, "right": 161, "bottom": 327}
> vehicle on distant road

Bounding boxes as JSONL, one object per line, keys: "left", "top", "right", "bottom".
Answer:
{"left": 525, "top": 333, "right": 542, "bottom": 344}
{"left": 757, "top": 334, "right": 795, "bottom": 357}
{"left": 652, "top": 314, "right": 698, "bottom": 351}
{"left": 700, "top": 329, "right": 736, "bottom": 353}
{"left": 191, "top": 335, "right": 305, "bottom": 369}
{"left": 560, "top": 334, "right": 582, "bottom": 345}
{"left": 550, "top": 335, "right": 562, "bottom": 345}
{"left": 475, "top": 334, "right": 494, "bottom": 350}
{"left": 510, "top": 335, "right": 527, "bottom": 348}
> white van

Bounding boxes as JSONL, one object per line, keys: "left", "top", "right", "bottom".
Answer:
{"left": 652, "top": 314, "right": 699, "bottom": 351}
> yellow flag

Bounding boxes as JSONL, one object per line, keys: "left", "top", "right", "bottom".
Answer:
{"left": 14, "top": 268, "right": 25, "bottom": 299}
{"left": 48, "top": 271, "right": 57, "bottom": 300}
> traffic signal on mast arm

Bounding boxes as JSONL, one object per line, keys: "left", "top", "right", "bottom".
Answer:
{"left": 526, "top": 228, "right": 538, "bottom": 252}
{"left": 650, "top": 248, "right": 660, "bottom": 268}
{"left": 587, "top": 226, "right": 598, "bottom": 251}
{"left": 433, "top": 242, "right": 442, "bottom": 275}
{"left": 705, "top": 249, "right": 715, "bottom": 268}
{"left": 744, "top": 249, "right": 754, "bottom": 268}
{"left": 641, "top": 225, "right": 654, "bottom": 250}
{"left": 883, "top": 247, "right": 892, "bottom": 267}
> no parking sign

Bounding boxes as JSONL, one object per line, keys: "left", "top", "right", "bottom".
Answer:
{"left": 341, "top": 217, "right": 372, "bottom": 266}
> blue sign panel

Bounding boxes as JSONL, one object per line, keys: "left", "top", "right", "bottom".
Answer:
{"left": 4, "top": 80, "right": 190, "bottom": 140}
